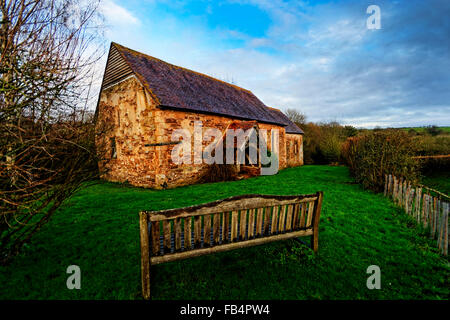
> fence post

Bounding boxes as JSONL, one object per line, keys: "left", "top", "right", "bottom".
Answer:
{"left": 388, "top": 174, "right": 392, "bottom": 197}
{"left": 416, "top": 188, "right": 422, "bottom": 221}
{"left": 403, "top": 179, "right": 408, "bottom": 207}
{"left": 383, "top": 173, "right": 448, "bottom": 256}
{"left": 433, "top": 200, "right": 440, "bottom": 238}
{"left": 444, "top": 203, "right": 448, "bottom": 256}
{"left": 422, "top": 193, "right": 427, "bottom": 225}
{"left": 384, "top": 174, "right": 388, "bottom": 197}
{"left": 409, "top": 189, "right": 415, "bottom": 216}
{"left": 393, "top": 176, "right": 398, "bottom": 202}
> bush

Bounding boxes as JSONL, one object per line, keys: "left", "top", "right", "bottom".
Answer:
{"left": 343, "top": 125, "right": 358, "bottom": 137}
{"left": 425, "top": 125, "right": 443, "bottom": 136}
{"left": 319, "top": 130, "right": 342, "bottom": 163}
{"left": 301, "top": 122, "right": 350, "bottom": 164}
{"left": 341, "top": 130, "right": 419, "bottom": 192}
{"left": 301, "top": 123, "right": 322, "bottom": 164}
{"left": 413, "top": 135, "right": 450, "bottom": 156}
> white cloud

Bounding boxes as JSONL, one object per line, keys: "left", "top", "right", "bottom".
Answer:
{"left": 97, "top": 0, "right": 450, "bottom": 128}
{"left": 101, "top": 0, "right": 140, "bottom": 26}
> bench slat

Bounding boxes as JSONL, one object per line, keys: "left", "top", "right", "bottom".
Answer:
{"left": 263, "top": 207, "right": 272, "bottom": 235}
{"left": 271, "top": 206, "right": 279, "bottom": 234}
{"left": 255, "top": 208, "right": 263, "bottom": 237}
{"left": 299, "top": 203, "right": 307, "bottom": 228}
{"left": 213, "top": 213, "right": 220, "bottom": 245}
{"left": 230, "top": 211, "right": 237, "bottom": 242}
{"left": 151, "top": 221, "right": 160, "bottom": 255}
{"left": 175, "top": 218, "right": 182, "bottom": 251}
{"left": 248, "top": 208, "right": 256, "bottom": 238}
{"left": 194, "top": 215, "right": 202, "bottom": 248}
{"left": 204, "top": 214, "right": 212, "bottom": 247}
{"left": 307, "top": 202, "right": 315, "bottom": 228}
{"left": 184, "top": 217, "right": 192, "bottom": 250}
{"left": 223, "top": 212, "right": 230, "bottom": 243}
{"left": 163, "top": 220, "right": 171, "bottom": 253}
{"left": 292, "top": 203, "right": 300, "bottom": 230}
{"left": 239, "top": 210, "right": 247, "bottom": 240}
{"left": 278, "top": 205, "right": 287, "bottom": 233}
{"left": 285, "top": 204, "right": 293, "bottom": 232}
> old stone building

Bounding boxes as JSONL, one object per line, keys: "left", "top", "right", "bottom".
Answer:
{"left": 95, "top": 42, "right": 304, "bottom": 189}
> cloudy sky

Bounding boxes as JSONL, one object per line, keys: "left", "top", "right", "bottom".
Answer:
{"left": 97, "top": 0, "right": 449, "bottom": 128}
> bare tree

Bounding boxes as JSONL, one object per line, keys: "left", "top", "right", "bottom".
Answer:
{"left": 0, "top": 0, "right": 106, "bottom": 263}
{"left": 285, "top": 108, "right": 307, "bottom": 126}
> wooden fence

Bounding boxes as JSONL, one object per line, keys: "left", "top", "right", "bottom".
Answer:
{"left": 412, "top": 154, "right": 450, "bottom": 159}
{"left": 384, "top": 174, "right": 448, "bottom": 255}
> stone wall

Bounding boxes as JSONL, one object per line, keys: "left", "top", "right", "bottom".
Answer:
{"left": 96, "top": 77, "right": 300, "bottom": 189}
{"left": 96, "top": 76, "right": 159, "bottom": 187}
{"left": 151, "top": 108, "right": 287, "bottom": 188}
{"left": 286, "top": 134, "right": 304, "bottom": 167}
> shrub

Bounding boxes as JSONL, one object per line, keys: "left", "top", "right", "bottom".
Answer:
{"left": 413, "top": 135, "right": 450, "bottom": 156}
{"left": 341, "top": 130, "right": 419, "bottom": 192}
{"left": 341, "top": 136, "right": 360, "bottom": 172}
{"left": 301, "top": 123, "right": 322, "bottom": 164}
{"left": 301, "top": 121, "right": 348, "bottom": 164}
{"left": 408, "top": 128, "right": 418, "bottom": 136}
{"left": 425, "top": 125, "right": 443, "bottom": 136}
{"left": 410, "top": 133, "right": 450, "bottom": 174}
{"left": 319, "top": 130, "right": 342, "bottom": 163}
{"left": 343, "top": 125, "right": 359, "bottom": 137}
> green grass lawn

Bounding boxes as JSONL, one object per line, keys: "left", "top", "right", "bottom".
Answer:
{"left": 422, "top": 170, "right": 450, "bottom": 195}
{"left": 399, "top": 126, "right": 450, "bottom": 134}
{"left": 1, "top": 165, "right": 449, "bottom": 300}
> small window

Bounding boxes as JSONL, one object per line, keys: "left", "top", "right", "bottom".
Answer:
{"left": 111, "top": 137, "right": 117, "bottom": 159}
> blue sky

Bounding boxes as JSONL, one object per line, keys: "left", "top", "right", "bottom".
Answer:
{"left": 98, "top": 0, "right": 450, "bottom": 128}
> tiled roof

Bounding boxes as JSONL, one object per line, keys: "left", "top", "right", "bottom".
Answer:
{"left": 266, "top": 107, "right": 304, "bottom": 134}
{"left": 112, "top": 43, "right": 291, "bottom": 127}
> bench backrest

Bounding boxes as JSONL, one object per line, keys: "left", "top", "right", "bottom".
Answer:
{"left": 139, "top": 191, "right": 323, "bottom": 298}
{"left": 140, "top": 191, "right": 323, "bottom": 262}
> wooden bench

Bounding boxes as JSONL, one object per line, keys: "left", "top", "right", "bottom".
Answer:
{"left": 139, "top": 191, "right": 324, "bottom": 299}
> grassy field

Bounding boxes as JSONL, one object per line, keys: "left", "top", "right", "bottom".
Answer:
{"left": 422, "top": 170, "right": 450, "bottom": 195}
{"left": 0, "top": 165, "right": 449, "bottom": 300}
{"left": 399, "top": 126, "right": 450, "bottom": 134}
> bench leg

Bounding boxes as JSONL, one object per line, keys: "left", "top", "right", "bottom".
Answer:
{"left": 139, "top": 212, "right": 151, "bottom": 299}
{"left": 142, "top": 266, "right": 151, "bottom": 300}
{"left": 311, "top": 233, "right": 319, "bottom": 253}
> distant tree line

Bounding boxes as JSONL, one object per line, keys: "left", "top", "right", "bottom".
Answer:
{"left": 286, "top": 109, "right": 449, "bottom": 192}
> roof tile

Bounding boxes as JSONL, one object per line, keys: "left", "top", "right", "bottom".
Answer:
{"left": 112, "top": 43, "right": 297, "bottom": 128}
